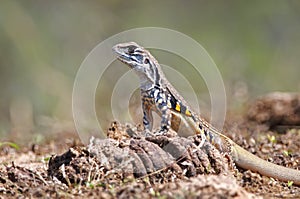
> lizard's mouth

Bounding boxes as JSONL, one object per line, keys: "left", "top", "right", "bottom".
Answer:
{"left": 113, "top": 50, "right": 135, "bottom": 68}
{"left": 115, "top": 54, "right": 133, "bottom": 66}
{"left": 113, "top": 46, "right": 129, "bottom": 60}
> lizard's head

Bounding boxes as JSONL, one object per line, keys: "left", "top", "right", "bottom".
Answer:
{"left": 113, "top": 42, "right": 156, "bottom": 74}
{"left": 113, "top": 42, "right": 164, "bottom": 89}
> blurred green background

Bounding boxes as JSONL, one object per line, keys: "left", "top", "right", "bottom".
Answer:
{"left": 1, "top": 0, "right": 300, "bottom": 142}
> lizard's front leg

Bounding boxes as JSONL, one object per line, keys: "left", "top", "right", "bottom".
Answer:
{"left": 142, "top": 99, "right": 154, "bottom": 136}
{"left": 154, "top": 92, "right": 172, "bottom": 135}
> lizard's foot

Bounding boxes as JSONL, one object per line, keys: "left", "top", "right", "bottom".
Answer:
{"left": 144, "top": 129, "right": 167, "bottom": 137}
{"left": 198, "top": 133, "right": 206, "bottom": 148}
{"left": 144, "top": 130, "right": 166, "bottom": 137}
{"left": 153, "top": 130, "right": 166, "bottom": 136}
{"left": 153, "top": 129, "right": 177, "bottom": 137}
{"left": 143, "top": 129, "right": 176, "bottom": 137}
{"left": 142, "top": 129, "right": 155, "bottom": 137}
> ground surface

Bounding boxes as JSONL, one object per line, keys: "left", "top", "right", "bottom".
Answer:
{"left": 1, "top": 92, "right": 300, "bottom": 198}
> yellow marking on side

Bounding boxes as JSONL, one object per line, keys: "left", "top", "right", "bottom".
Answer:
{"left": 185, "top": 109, "right": 192, "bottom": 116}
{"left": 175, "top": 103, "right": 181, "bottom": 112}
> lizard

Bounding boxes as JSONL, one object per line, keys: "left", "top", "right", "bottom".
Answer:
{"left": 112, "top": 41, "right": 300, "bottom": 185}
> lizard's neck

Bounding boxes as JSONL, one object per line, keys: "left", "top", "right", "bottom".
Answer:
{"left": 138, "top": 63, "right": 167, "bottom": 91}
{"left": 139, "top": 75, "right": 156, "bottom": 91}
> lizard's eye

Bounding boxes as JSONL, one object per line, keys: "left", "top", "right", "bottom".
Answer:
{"left": 144, "top": 58, "right": 149, "bottom": 64}
{"left": 128, "top": 46, "right": 136, "bottom": 54}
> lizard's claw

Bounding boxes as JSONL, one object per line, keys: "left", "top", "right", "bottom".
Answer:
{"left": 198, "top": 133, "right": 206, "bottom": 148}
{"left": 154, "top": 130, "right": 166, "bottom": 136}
{"left": 143, "top": 129, "right": 168, "bottom": 137}
{"left": 143, "top": 129, "right": 154, "bottom": 137}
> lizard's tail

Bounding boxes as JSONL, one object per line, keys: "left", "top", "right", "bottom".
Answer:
{"left": 232, "top": 144, "right": 300, "bottom": 185}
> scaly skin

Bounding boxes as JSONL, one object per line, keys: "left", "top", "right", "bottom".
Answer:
{"left": 113, "top": 42, "right": 300, "bottom": 185}
{"left": 233, "top": 144, "right": 300, "bottom": 185}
